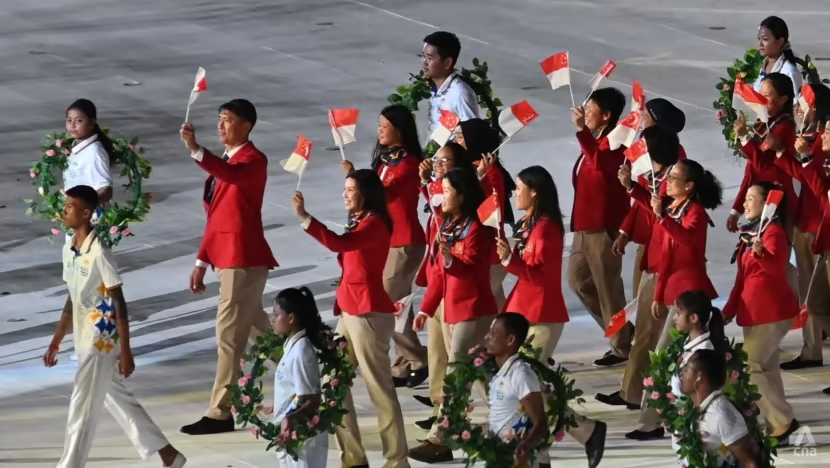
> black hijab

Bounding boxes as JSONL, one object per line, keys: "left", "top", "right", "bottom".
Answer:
{"left": 459, "top": 118, "right": 516, "bottom": 226}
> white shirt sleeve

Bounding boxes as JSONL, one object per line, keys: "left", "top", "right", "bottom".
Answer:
{"left": 510, "top": 365, "right": 542, "bottom": 401}
{"left": 301, "top": 216, "right": 312, "bottom": 230}
{"left": 191, "top": 148, "right": 204, "bottom": 162}
{"left": 85, "top": 145, "right": 112, "bottom": 190}
{"left": 292, "top": 344, "right": 320, "bottom": 396}
{"left": 454, "top": 82, "right": 480, "bottom": 121}
{"left": 96, "top": 246, "right": 123, "bottom": 289}
{"left": 501, "top": 252, "right": 512, "bottom": 267}
{"left": 195, "top": 259, "right": 210, "bottom": 268}
{"left": 711, "top": 400, "right": 749, "bottom": 447}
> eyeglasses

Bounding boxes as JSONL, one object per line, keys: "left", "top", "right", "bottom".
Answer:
{"left": 434, "top": 157, "right": 454, "bottom": 165}
{"left": 667, "top": 174, "right": 686, "bottom": 184}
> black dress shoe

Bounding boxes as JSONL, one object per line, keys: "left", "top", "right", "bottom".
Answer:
{"left": 773, "top": 419, "right": 800, "bottom": 448}
{"left": 392, "top": 376, "right": 408, "bottom": 388}
{"left": 625, "top": 427, "right": 665, "bottom": 440}
{"left": 593, "top": 351, "right": 628, "bottom": 368}
{"left": 408, "top": 440, "right": 453, "bottom": 463}
{"left": 822, "top": 386, "right": 830, "bottom": 395}
{"left": 415, "top": 416, "right": 437, "bottom": 430}
{"left": 407, "top": 367, "right": 429, "bottom": 388}
{"left": 585, "top": 421, "right": 606, "bottom": 468}
{"left": 180, "top": 416, "right": 234, "bottom": 435}
{"left": 413, "top": 395, "right": 434, "bottom": 407}
{"left": 780, "top": 356, "right": 823, "bottom": 371}
{"left": 595, "top": 391, "right": 640, "bottom": 410}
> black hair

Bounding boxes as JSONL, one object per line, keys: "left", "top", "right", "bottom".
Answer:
{"left": 807, "top": 83, "right": 830, "bottom": 128}
{"left": 274, "top": 286, "right": 324, "bottom": 349}
{"left": 444, "top": 167, "right": 485, "bottom": 221}
{"left": 688, "top": 348, "right": 727, "bottom": 389}
{"left": 67, "top": 99, "right": 114, "bottom": 161}
{"left": 759, "top": 16, "right": 797, "bottom": 66}
{"left": 676, "top": 159, "right": 724, "bottom": 210}
{"left": 675, "top": 290, "right": 726, "bottom": 357}
{"left": 347, "top": 168, "right": 394, "bottom": 233}
{"left": 459, "top": 118, "right": 516, "bottom": 225}
{"left": 751, "top": 181, "right": 791, "bottom": 243}
{"left": 588, "top": 87, "right": 627, "bottom": 129}
{"left": 641, "top": 126, "right": 681, "bottom": 167}
{"left": 516, "top": 166, "right": 565, "bottom": 237}
{"left": 423, "top": 31, "right": 461, "bottom": 68}
{"left": 439, "top": 142, "right": 476, "bottom": 173}
{"left": 218, "top": 99, "right": 257, "bottom": 129}
{"left": 371, "top": 104, "right": 423, "bottom": 172}
{"left": 497, "top": 312, "right": 530, "bottom": 350}
{"left": 65, "top": 185, "right": 100, "bottom": 212}
{"left": 762, "top": 72, "right": 795, "bottom": 117}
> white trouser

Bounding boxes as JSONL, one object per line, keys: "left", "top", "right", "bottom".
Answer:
{"left": 278, "top": 432, "right": 328, "bottom": 468}
{"left": 58, "top": 349, "right": 168, "bottom": 468}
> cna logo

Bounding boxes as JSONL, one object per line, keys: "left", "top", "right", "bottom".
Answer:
{"left": 789, "top": 425, "right": 817, "bottom": 457}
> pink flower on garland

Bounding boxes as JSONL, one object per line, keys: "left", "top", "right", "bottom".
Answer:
{"left": 730, "top": 370, "right": 740, "bottom": 383}
{"left": 338, "top": 340, "right": 347, "bottom": 349}
{"left": 110, "top": 226, "right": 120, "bottom": 235}
{"left": 55, "top": 139, "right": 63, "bottom": 147}
{"left": 474, "top": 358, "right": 484, "bottom": 367}
{"left": 309, "top": 415, "right": 320, "bottom": 427}
{"left": 46, "top": 149, "right": 55, "bottom": 157}
{"left": 441, "top": 418, "right": 450, "bottom": 428}
{"left": 238, "top": 376, "right": 249, "bottom": 386}
{"left": 725, "top": 352, "right": 732, "bottom": 361}
{"left": 467, "top": 405, "right": 475, "bottom": 413}
{"left": 331, "top": 378, "right": 340, "bottom": 387}
{"left": 468, "top": 347, "right": 477, "bottom": 355}
{"left": 122, "top": 229, "right": 131, "bottom": 236}
{"left": 291, "top": 431, "right": 297, "bottom": 440}
{"left": 555, "top": 429, "right": 565, "bottom": 442}
{"left": 62, "top": 148, "right": 70, "bottom": 155}
{"left": 242, "top": 395, "right": 251, "bottom": 405}
{"left": 666, "top": 392, "right": 676, "bottom": 403}
{"left": 643, "top": 376, "right": 654, "bottom": 387}
{"left": 329, "top": 401, "right": 337, "bottom": 407}
{"left": 250, "top": 426, "right": 260, "bottom": 436}
{"left": 722, "top": 83, "right": 731, "bottom": 91}
{"left": 461, "top": 430, "right": 471, "bottom": 441}
{"left": 678, "top": 407, "right": 685, "bottom": 416}
{"left": 50, "top": 228, "right": 61, "bottom": 235}
{"left": 240, "top": 358, "right": 246, "bottom": 366}
{"left": 29, "top": 171, "right": 36, "bottom": 178}
{"left": 651, "top": 391, "right": 660, "bottom": 400}
{"left": 231, "top": 406, "right": 238, "bottom": 415}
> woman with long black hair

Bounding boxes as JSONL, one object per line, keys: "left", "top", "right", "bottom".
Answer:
{"left": 64, "top": 99, "right": 114, "bottom": 204}
{"left": 342, "top": 104, "right": 429, "bottom": 388}
{"left": 292, "top": 169, "right": 409, "bottom": 468}
{"left": 723, "top": 181, "right": 801, "bottom": 443}
{"left": 408, "top": 168, "right": 498, "bottom": 464}
{"left": 755, "top": 16, "right": 802, "bottom": 97}
{"left": 495, "top": 165, "right": 607, "bottom": 468}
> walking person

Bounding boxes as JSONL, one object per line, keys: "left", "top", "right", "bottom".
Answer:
{"left": 342, "top": 104, "right": 429, "bottom": 388}
{"left": 293, "top": 169, "right": 409, "bottom": 468}
{"left": 178, "top": 99, "right": 279, "bottom": 435}
{"left": 421, "top": 31, "right": 479, "bottom": 140}
{"left": 495, "top": 166, "right": 607, "bottom": 468}
{"left": 754, "top": 16, "right": 802, "bottom": 97}
{"left": 45, "top": 185, "right": 186, "bottom": 468}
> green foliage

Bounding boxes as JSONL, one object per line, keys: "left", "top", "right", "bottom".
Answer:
{"left": 713, "top": 49, "right": 764, "bottom": 160}
{"left": 26, "top": 130, "right": 152, "bottom": 248}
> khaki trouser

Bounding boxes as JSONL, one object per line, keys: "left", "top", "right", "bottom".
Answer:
{"left": 805, "top": 252, "right": 830, "bottom": 350}
{"left": 387, "top": 244, "right": 429, "bottom": 377}
{"left": 427, "top": 315, "right": 494, "bottom": 445}
{"left": 639, "top": 306, "right": 677, "bottom": 428}
{"left": 336, "top": 312, "right": 409, "bottom": 468}
{"left": 793, "top": 230, "right": 824, "bottom": 361}
{"left": 427, "top": 302, "right": 449, "bottom": 417}
{"left": 620, "top": 273, "right": 668, "bottom": 405}
{"left": 526, "top": 323, "right": 598, "bottom": 464}
{"left": 207, "top": 267, "right": 271, "bottom": 420}
{"left": 743, "top": 319, "right": 796, "bottom": 433}
{"left": 491, "top": 264, "right": 508, "bottom": 313}
{"left": 567, "top": 230, "right": 632, "bottom": 357}
{"left": 631, "top": 244, "right": 646, "bottom": 300}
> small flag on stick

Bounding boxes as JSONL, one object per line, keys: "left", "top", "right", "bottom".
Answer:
{"left": 606, "top": 298, "right": 638, "bottom": 337}
{"left": 281, "top": 136, "right": 312, "bottom": 190}
{"left": 732, "top": 79, "right": 769, "bottom": 123}
{"left": 632, "top": 80, "right": 646, "bottom": 112}
{"left": 477, "top": 189, "right": 501, "bottom": 235}
{"left": 540, "top": 51, "right": 574, "bottom": 106}
{"left": 185, "top": 67, "right": 207, "bottom": 122}
{"left": 606, "top": 111, "right": 643, "bottom": 150}
{"left": 759, "top": 189, "right": 784, "bottom": 233}
{"left": 329, "top": 109, "right": 359, "bottom": 160}
{"left": 430, "top": 109, "right": 460, "bottom": 148}
{"left": 790, "top": 306, "right": 809, "bottom": 330}
{"left": 624, "top": 138, "right": 653, "bottom": 180}
{"left": 496, "top": 100, "right": 539, "bottom": 152}
{"left": 798, "top": 84, "right": 816, "bottom": 133}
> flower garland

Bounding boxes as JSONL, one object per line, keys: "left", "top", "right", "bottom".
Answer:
{"left": 644, "top": 329, "right": 775, "bottom": 467}
{"left": 439, "top": 342, "right": 585, "bottom": 468}
{"left": 24, "top": 130, "right": 152, "bottom": 247}
{"left": 228, "top": 325, "right": 357, "bottom": 461}
{"left": 387, "top": 58, "right": 505, "bottom": 157}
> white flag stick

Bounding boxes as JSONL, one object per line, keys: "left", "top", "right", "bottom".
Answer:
{"left": 567, "top": 83, "right": 576, "bottom": 107}
{"left": 804, "top": 212, "right": 827, "bottom": 304}
{"left": 296, "top": 172, "right": 303, "bottom": 191}
{"left": 798, "top": 112, "right": 808, "bottom": 136}
{"left": 337, "top": 142, "right": 346, "bottom": 161}
{"left": 184, "top": 95, "right": 194, "bottom": 123}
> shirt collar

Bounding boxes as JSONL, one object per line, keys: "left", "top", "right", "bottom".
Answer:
{"left": 685, "top": 331, "right": 711, "bottom": 352}
{"left": 699, "top": 389, "right": 724, "bottom": 412}
{"left": 70, "top": 230, "right": 98, "bottom": 255}
{"left": 433, "top": 72, "right": 459, "bottom": 96}
{"left": 495, "top": 353, "right": 521, "bottom": 379}
{"left": 283, "top": 329, "right": 307, "bottom": 355}
{"left": 225, "top": 141, "right": 250, "bottom": 160}
{"left": 72, "top": 134, "right": 99, "bottom": 155}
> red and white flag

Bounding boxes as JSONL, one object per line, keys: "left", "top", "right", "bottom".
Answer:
{"left": 499, "top": 100, "right": 539, "bottom": 138}
{"left": 606, "top": 111, "right": 643, "bottom": 150}
{"left": 632, "top": 80, "right": 646, "bottom": 112}
{"left": 188, "top": 67, "right": 208, "bottom": 106}
{"left": 329, "top": 109, "right": 360, "bottom": 147}
{"left": 540, "top": 51, "right": 570, "bottom": 90}
{"left": 430, "top": 109, "right": 460, "bottom": 147}
{"left": 798, "top": 84, "right": 816, "bottom": 116}
{"left": 281, "top": 136, "right": 312, "bottom": 175}
{"left": 606, "top": 298, "right": 638, "bottom": 338}
{"left": 477, "top": 190, "right": 501, "bottom": 230}
{"left": 759, "top": 189, "right": 784, "bottom": 232}
{"left": 790, "top": 306, "right": 809, "bottom": 330}
{"left": 732, "top": 79, "right": 769, "bottom": 122}
{"left": 624, "top": 138, "right": 652, "bottom": 179}
{"left": 588, "top": 60, "right": 617, "bottom": 90}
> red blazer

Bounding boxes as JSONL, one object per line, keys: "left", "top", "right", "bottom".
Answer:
{"left": 304, "top": 215, "right": 396, "bottom": 316}
{"left": 415, "top": 180, "right": 444, "bottom": 288}
{"left": 622, "top": 174, "right": 670, "bottom": 273}
{"left": 571, "top": 128, "right": 630, "bottom": 232}
{"left": 196, "top": 144, "right": 278, "bottom": 269}
{"left": 420, "top": 218, "right": 498, "bottom": 324}
{"left": 630, "top": 186, "right": 716, "bottom": 304}
{"left": 794, "top": 132, "right": 830, "bottom": 253}
{"left": 768, "top": 132, "right": 826, "bottom": 234}
{"left": 479, "top": 164, "right": 509, "bottom": 264}
{"left": 378, "top": 154, "right": 426, "bottom": 247}
{"left": 503, "top": 218, "right": 569, "bottom": 324}
{"left": 723, "top": 222, "right": 799, "bottom": 326}
{"left": 732, "top": 117, "right": 797, "bottom": 218}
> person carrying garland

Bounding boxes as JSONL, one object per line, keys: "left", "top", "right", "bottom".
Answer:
{"left": 341, "top": 105, "right": 429, "bottom": 390}
{"left": 754, "top": 16, "right": 802, "bottom": 98}
{"left": 723, "top": 181, "right": 802, "bottom": 444}
{"left": 598, "top": 126, "right": 682, "bottom": 414}
{"left": 292, "top": 169, "right": 409, "bottom": 468}
{"left": 679, "top": 349, "right": 764, "bottom": 467}
{"left": 495, "top": 165, "right": 607, "bottom": 468}
{"left": 484, "top": 313, "right": 548, "bottom": 468}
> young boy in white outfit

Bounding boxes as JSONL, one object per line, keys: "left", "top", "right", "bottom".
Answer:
{"left": 485, "top": 313, "right": 548, "bottom": 468}
{"left": 43, "top": 185, "right": 186, "bottom": 468}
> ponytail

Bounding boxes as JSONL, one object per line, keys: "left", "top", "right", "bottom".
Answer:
{"left": 274, "top": 286, "right": 325, "bottom": 350}
{"left": 676, "top": 290, "right": 725, "bottom": 356}
{"left": 707, "top": 307, "right": 727, "bottom": 357}
{"left": 678, "top": 160, "right": 724, "bottom": 210}
{"left": 67, "top": 99, "right": 114, "bottom": 164}
{"left": 94, "top": 124, "right": 115, "bottom": 165}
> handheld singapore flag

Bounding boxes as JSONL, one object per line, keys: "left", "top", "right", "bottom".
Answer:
{"left": 632, "top": 80, "right": 646, "bottom": 112}
{"left": 540, "top": 51, "right": 573, "bottom": 104}
{"left": 588, "top": 60, "right": 617, "bottom": 91}
{"left": 624, "top": 138, "right": 653, "bottom": 180}
{"left": 732, "top": 79, "right": 769, "bottom": 123}
{"left": 184, "top": 67, "right": 207, "bottom": 122}
{"left": 498, "top": 100, "right": 539, "bottom": 150}
{"left": 393, "top": 291, "right": 419, "bottom": 333}
{"left": 477, "top": 189, "right": 501, "bottom": 233}
{"left": 759, "top": 189, "right": 784, "bottom": 232}
{"left": 606, "top": 111, "right": 643, "bottom": 150}
{"left": 430, "top": 109, "right": 460, "bottom": 147}
{"left": 281, "top": 136, "right": 312, "bottom": 190}
{"left": 798, "top": 84, "right": 816, "bottom": 132}
{"left": 606, "top": 297, "right": 638, "bottom": 338}
{"left": 790, "top": 305, "right": 809, "bottom": 330}
{"left": 329, "top": 108, "right": 359, "bottom": 160}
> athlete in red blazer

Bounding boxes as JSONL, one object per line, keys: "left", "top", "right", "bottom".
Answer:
{"left": 795, "top": 127, "right": 830, "bottom": 253}
{"left": 571, "top": 127, "right": 631, "bottom": 232}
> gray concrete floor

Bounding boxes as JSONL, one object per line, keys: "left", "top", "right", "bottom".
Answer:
{"left": 1, "top": 0, "right": 830, "bottom": 466}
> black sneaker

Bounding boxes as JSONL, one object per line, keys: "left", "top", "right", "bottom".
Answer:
{"left": 407, "top": 367, "right": 429, "bottom": 388}
{"left": 780, "top": 356, "right": 823, "bottom": 371}
{"left": 413, "top": 395, "right": 434, "bottom": 407}
{"left": 823, "top": 386, "right": 830, "bottom": 395}
{"left": 180, "top": 416, "right": 234, "bottom": 435}
{"left": 625, "top": 427, "right": 665, "bottom": 440}
{"left": 593, "top": 351, "right": 628, "bottom": 368}
{"left": 415, "top": 416, "right": 437, "bottom": 430}
{"left": 595, "top": 391, "right": 640, "bottom": 410}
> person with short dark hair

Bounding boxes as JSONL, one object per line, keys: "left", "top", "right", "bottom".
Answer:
{"left": 679, "top": 349, "right": 763, "bottom": 467}
{"left": 422, "top": 31, "right": 479, "bottom": 140}
{"left": 44, "top": 185, "right": 186, "bottom": 468}
{"left": 568, "top": 87, "right": 633, "bottom": 368}
{"left": 292, "top": 169, "right": 409, "bottom": 468}
{"left": 178, "top": 99, "right": 279, "bottom": 436}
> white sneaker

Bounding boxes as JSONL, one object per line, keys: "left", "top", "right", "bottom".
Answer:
{"left": 165, "top": 453, "right": 186, "bottom": 468}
